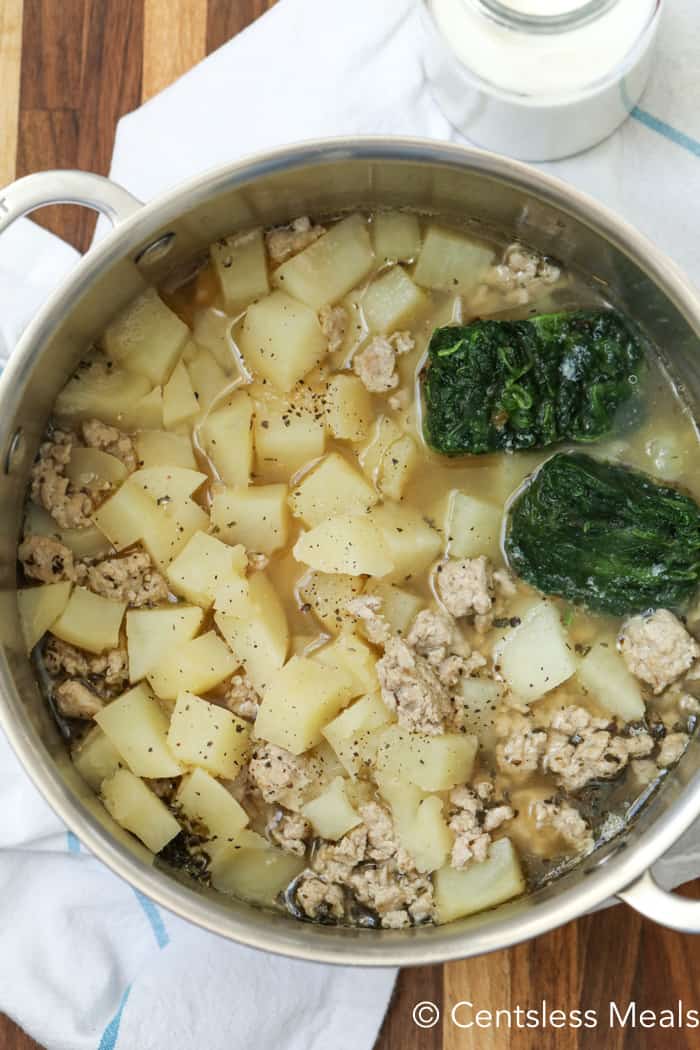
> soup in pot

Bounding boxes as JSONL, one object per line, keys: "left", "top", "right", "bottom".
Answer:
{"left": 17, "top": 210, "right": 700, "bottom": 929}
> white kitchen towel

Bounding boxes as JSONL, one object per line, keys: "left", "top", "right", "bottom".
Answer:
{"left": 1, "top": 0, "right": 700, "bottom": 1048}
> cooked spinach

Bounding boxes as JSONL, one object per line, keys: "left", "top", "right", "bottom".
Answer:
{"left": 505, "top": 452, "right": 700, "bottom": 615}
{"left": 422, "top": 310, "right": 644, "bottom": 455}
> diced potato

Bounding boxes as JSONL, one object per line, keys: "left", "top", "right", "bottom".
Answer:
{"left": 145, "top": 497, "right": 210, "bottom": 570}
{"left": 364, "top": 580, "right": 423, "bottom": 636}
{"left": 443, "top": 491, "right": 503, "bottom": 560}
{"left": 359, "top": 416, "right": 403, "bottom": 482}
{"left": 497, "top": 602, "right": 576, "bottom": 703}
{"left": 272, "top": 214, "right": 375, "bottom": 309}
{"left": 210, "top": 228, "right": 269, "bottom": 312}
{"left": 168, "top": 692, "right": 250, "bottom": 778}
{"left": 200, "top": 391, "right": 254, "bottom": 486}
{"left": 55, "top": 362, "right": 151, "bottom": 426}
{"left": 254, "top": 400, "right": 325, "bottom": 482}
{"left": 50, "top": 587, "right": 126, "bottom": 654}
{"left": 212, "top": 576, "right": 250, "bottom": 617}
{"left": 322, "top": 692, "right": 392, "bottom": 776}
{"left": 126, "top": 605, "right": 204, "bottom": 682}
{"left": 95, "top": 683, "right": 182, "bottom": 777}
{"left": 434, "top": 838, "right": 525, "bottom": 923}
{"left": 373, "top": 211, "right": 422, "bottom": 263}
{"left": 379, "top": 778, "right": 452, "bottom": 874}
{"left": 302, "top": 776, "right": 362, "bottom": 840}
{"left": 93, "top": 478, "right": 157, "bottom": 550}
{"left": 461, "top": 676, "right": 503, "bottom": 750}
{"left": 297, "top": 570, "right": 365, "bottom": 635}
{"left": 293, "top": 515, "right": 394, "bottom": 577}
{"left": 362, "top": 266, "right": 428, "bottom": 333}
{"left": 377, "top": 434, "right": 418, "bottom": 501}
{"left": 102, "top": 768, "right": 181, "bottom": 853}
{"left": 72, "top": 726, "right": 123, "bottom": 791}
{"left": 18, "top": 581, "right": 72, "bottom": 653}
{"left": 191, "top": 308, "right": 237, "bottom": 373}
{"left": 66, "top": 447, "right": 127, "bottom": 489}
{"left": 413, "top": 225, "right": 495, "bottom": 295}
{"left": 238, "top": 291, "right": 326, "bottom": 393}
{"left": 255, "top": 655, "right": 355, "bottom": 754}
{"left": 186, "top": 345, "right": 231, "bottom": 415}
{"left": 103, "top": 287, "right": 189, "bottom": 385}
{"left": 162, "top": 360, "right": 199, "bottom": 429}
{"left": 373, "top": 725, "right": 478, "bottom": 791}
{"left": 23, "top": 504, "right": 114, "bottom": 560}
{"left": 176, "top": 767, "right": 249, "bottom": 847}
{"left": 134, "top": 430, "right": 197, "bottom": 470}
{"left": 210, "top": 841, "right": 304, "bottom": 905}
{"left": 324, "top": 375, "right": 373, "bottom": 442}
{"left": 131, "top": 465, "right": 207, "bottom": 501}
{"left": 578, "top": 636, "right": 645, "bottom": 721}
{"left": 289, "top": 452, "right": 378, "bottom": 527}
{"left": 368, "top": 503, "right": 442, "bottom": 582}
{"left": 147, "top": 630, "right": 239, "bottom": 700}
{"left": 215, "top": 573, "right": 289, "bottom": 693}
{"left": 210, "top": 483, "right": 289, "bottom": 555}
{"left": 118, "top": 386, "right": 164, "bottom": 431}
{"left": 166, "top": 530, "right": 247, "bottom": 608}
{"left": 315, "top": 632, "right": 379, "bottom": 696}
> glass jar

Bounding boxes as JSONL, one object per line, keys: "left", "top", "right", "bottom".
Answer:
{"left": 421, "top": 0, "right": 663, "bottom": 161}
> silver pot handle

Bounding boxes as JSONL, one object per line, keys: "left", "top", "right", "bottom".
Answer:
{"left": 0, "top": 170, "right": 142, "bottom": 237}
{"left": 618, "top": 869, "right": 700, "bottom": 932}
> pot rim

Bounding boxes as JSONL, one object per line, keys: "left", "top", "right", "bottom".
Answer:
{"left": 3, "top": 136, "right": 700, "bottom": 966}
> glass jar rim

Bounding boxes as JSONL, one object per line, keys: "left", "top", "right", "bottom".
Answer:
{"left": 470, "top": 0, "right": 620, "bottom": 34}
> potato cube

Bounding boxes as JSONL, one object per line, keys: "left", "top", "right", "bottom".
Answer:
{"left": 95, "top": 683, "right": 182, "bottom": 777}
{"left": 434, "top": 838, "right": 525, "bottom": 923}
{"left": 289, "top": 452, "right": 378, "bottom": 527}
{"left": 238, "top": 291, "right": 326, "bottom": 393}
{"left": 210, "top": 841, "right": 304, "bottom": 905}
{"left": 72, "top": 726, "right": 123, "bottom": 791}
{"left": 66, "top": 447, "right": 127, "bottom": 489}
{"left": 186, "top": 345, "right": 231, "bottom": 415}
{"left": 444, "top": 491, "right": 502, "bottom": 560}
{"left": 168, "top": 693, "right": 250, "bottom": 778}
{"left": 55, "top": 362, "right": 151, "bottom": 426}
{"left": 103, "top": 288, "right": 189, "bottom": 386}
{"left": 254, "top": 400, "right": 325, "bottom": 482}
{"left": 126, "top": 604, "right": 204, "bottom": 682}
{"left": 118, "top": 386, "right": 164, "bottom": 431}
{"left": 368, "top": 503, "right": 442, "bottom": 582}
{"left": 144, "top": 498, "right": 210, "bottom": 570}
{"left": 200, "top": 391, "right": 254, "bottom": 487}
{"left": 166, "top": 530, "right": 247, "bottom": 607}
{"left": 324, "top": 375, "right": 373, "bottom": 442}
{"left": 50, "top": 587, "right": 126, "bottom": 654}
{"left": 18, "top": 581, "right": 72, "bottom": 653}
{"left": 378, "top": 778, "right": 452, "bottom": 874}
{"left": 191, "top": 308, "right": 237, "bottom": 374}
{"left": 377, "top": 434, "right": 418, "bottom": 501}
{"left": 373, "top": 725, "right": 478, "bottom": 791}
{"left": 362, "top": 266, "right": 428, "bottom": 333}
{"left": 130, "top": 465, "right": 207, "bottom": 502}
{"left": 322, "top": 692, "right": 392, "bottom": 775}
{"left": 297, "top": 571, "right": 365, "bottom": 635}
{"left": 497, "top": 602, "right": 576, "bottom": 703}
{"left": 102, "top": 768, "right": 181, "bottom": 853}
{"left": 413, "top": 225, "right": 495, "bottom": 295}
{"left": 315, "top": 632, "right": 379, "bottom": 696}
{"left": 215, "top": 573, "right": 289, "bottom": 694}
{"left": 461, "top": 676, "right": 503, "bottom": 750}
{"left": 163, "top": 360, "right": 199, "bottom": 429}
{"left": 176, "top": 767, "right": 249, "bottom": 847}
{"left": 359, "top": 416, "right": 403, "bottom": 482}
{"left": 293, "top": 515, "right": 394, "bottom": 577}
{"left": 210, "top": 228, "right": 269, "bottom": 312}
{"left": 134, "top": 430, "right": 197, "bottom": 470}
{"left": 255, "top": 656, "right": 355, "bottom": 754}
{"left": 364, "top": 580, "right": 422, "bottom": 637}
{"left": 93, "top": 478, "right": 160, "bottom": 551}
{"left": 578, "top": 636, "right": 645, "bottom": 721}
{"left": 373, "top": 211, "right": 422, "bottom": 263}
{"left": 210, "top": 483, "right": 289, "bottom": 555}
{"left": 302, "top": 776, "right": 362, "bottom": 840}
{"left": 147, "top": 630, "right": 239, "bottom": 700}
{"left": 272, "top": 214, "right": 375, "bottom": 309}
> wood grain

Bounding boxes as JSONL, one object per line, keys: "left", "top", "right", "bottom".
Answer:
{"left": 5, "top": 3, "right": 700, "bottom": 1050}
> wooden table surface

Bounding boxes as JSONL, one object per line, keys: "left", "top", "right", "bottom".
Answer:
{"left": 2, "top": 1, "right": 700, "bottom": 1048}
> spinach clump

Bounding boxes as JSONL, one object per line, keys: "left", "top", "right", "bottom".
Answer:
{"left": 422, "top": 310, "right": 644, "bottom": 455}
{"left": 505, "top": 452, "right": 700, "bottom": 615}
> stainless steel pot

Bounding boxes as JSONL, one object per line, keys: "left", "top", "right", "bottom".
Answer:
{"left": 2, "top": 139, "right": 700, "bottom": 966}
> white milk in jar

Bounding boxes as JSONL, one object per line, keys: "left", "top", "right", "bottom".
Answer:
{"left": 421, "top": 0, "right": 663, "bottom": 160}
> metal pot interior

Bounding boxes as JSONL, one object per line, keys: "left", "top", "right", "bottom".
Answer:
{"left": 2, "top": 142, "right": 700, "bottom": 965}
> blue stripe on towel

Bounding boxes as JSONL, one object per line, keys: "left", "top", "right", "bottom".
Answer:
{"left": 66, "top": 830, "right": 81, "bottom": 854}
{"left": 630, "top": 106, "right": 700, "bottom": 159}
{"left": 133, "top": 889, "right": 170, "bottom": 948}
{"left": 98, "top": 984, "right": 131, "bottom": 1050}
